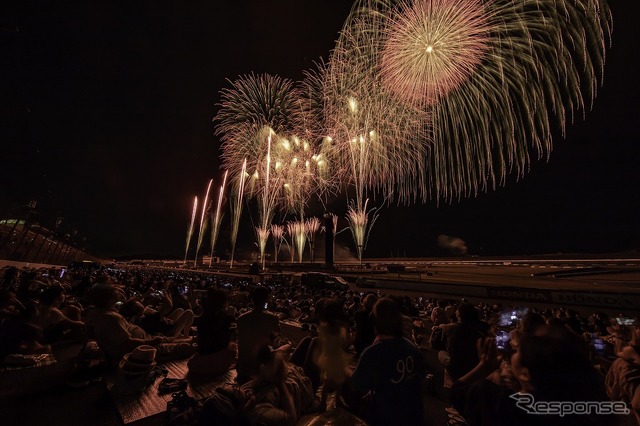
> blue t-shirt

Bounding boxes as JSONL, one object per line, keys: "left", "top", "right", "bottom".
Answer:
{"left": 351, "top": 336, "right": 426, "bottom": 426}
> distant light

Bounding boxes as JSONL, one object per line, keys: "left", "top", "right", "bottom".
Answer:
{"left": 348, "top": 97, "right": 358, "bottom": 112}
{"left": 426, "top": 45, "right": 433, "bottom": 53}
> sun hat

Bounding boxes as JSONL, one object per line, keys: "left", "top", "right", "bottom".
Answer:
{"left": 119, "top": 345, "right": 157, "bottom": 375}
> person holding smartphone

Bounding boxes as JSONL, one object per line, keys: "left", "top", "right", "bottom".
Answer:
{"left": 236, "top": 286, "right": 282, "bottom": 383}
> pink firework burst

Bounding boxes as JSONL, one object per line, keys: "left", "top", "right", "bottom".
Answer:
{"left": 380, "top": 0, "right": 491, "bottom": 107}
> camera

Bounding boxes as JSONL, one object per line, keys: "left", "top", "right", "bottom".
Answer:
{"left": 615, "top": 317, "right": 637, "bottom": 326}
{"left": 591, "top": 335, "right": 607, "bottom": 356}
{"left": 498, "top": 307, "right": 529, "bottom": 327}
{"left": 495, "top": 330, "right": 510, "bottom": 351}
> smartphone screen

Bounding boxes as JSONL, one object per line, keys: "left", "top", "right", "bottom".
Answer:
{"left": 592, "top": 338, "right": 606, "bottom": 355}
{"left": 616, "top": 317, "right": 637, "bottom": 326}
{"left": 495, "top": 330, "right": 510, "bottom": 351}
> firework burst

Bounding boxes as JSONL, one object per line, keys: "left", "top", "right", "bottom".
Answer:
{"left": 215, "top": 74, "right": 302, "bottom": 198}
{"left": 380, "top": 0, "right": 491, "bottom": 107}
{"left": 337, "top": 0, "right": 611, "bottom": 200}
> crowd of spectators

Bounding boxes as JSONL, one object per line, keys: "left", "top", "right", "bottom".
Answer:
{"left": 0, "top": 263, "right": 639, "bottom": 425}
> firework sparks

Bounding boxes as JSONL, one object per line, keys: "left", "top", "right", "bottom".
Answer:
{"left": 255, "top": 226, "right": 270, "bottom": 269}
{"left": 184, "top": 196, "right": 198, "bottom": 265}
{"left": 287, "top": 221, "right": 307, "bottom": 263}
{"left": 336, "top": 0, "right": 611, "bottom": 200}
{"left": 214, "top": 74, "right": 302, "bottom": 201}
{"left": 271, "top": 224, "right": 285, "bottom": 264}
{"left": 305, "top": 217, "right": 321, "bottom": 263}
{"left": 346, "top": 199, "right": 380, "bottom": 263}
{"left": 380, "top": 0, "right": 491, "bottom": 107}
{"left": 209, "top": 170, "right": 228, "bottom": 267}
{"left": 208, "top": 0, "right": 610, "bottom": 260}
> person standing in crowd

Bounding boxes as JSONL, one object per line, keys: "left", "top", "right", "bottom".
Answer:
{"left": 438, "top": 302, "right": 490, "bottom": 380}
{"left": 188, "top": 288, "right": 237, "bottom": 377}
{"left": 236, "top": 286, "right": 281, "bottom": 383}
{"left": 353, "top": 293, "right": 377, "bottom": 358}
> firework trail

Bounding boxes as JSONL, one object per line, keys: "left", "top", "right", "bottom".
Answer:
{"left": 183, "top": 196, "right": 198, "bottom": 265}
{"left": 271, "top": 224, "right": 285, "bottom": 264}
{"left": 194, "top": 179, "right": 213, "bottom": 266}
{"left": 230, "top": 159, "right": 248, "bottom": 269}
{"left": 330, "top": 213, "right": 338, "bottom": 260}
{"left": 335, "top": 0, "right": 611, "bottom": 200}
{"left": 305, "top": 217, "right": 321, "bottom": 263}
{"left": 209, "top": 170, "right": 228, "bottom": 267}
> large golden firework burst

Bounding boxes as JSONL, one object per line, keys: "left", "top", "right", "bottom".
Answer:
{"left": 380, "top": 0, "right": 491, "bottom": 107}
{"left": 336, "top": 0, "right": 612, "bottom": 201}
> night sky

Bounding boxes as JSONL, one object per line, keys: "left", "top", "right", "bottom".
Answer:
{"left": 1, "top": 0, "right": 639, "bottom": 259}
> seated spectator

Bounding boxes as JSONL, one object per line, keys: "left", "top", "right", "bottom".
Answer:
{"left": 431, "top": 300, "right": 450, "bottom": 325}
{"left": 236, "top": 286, "right": 281, "bottom": 382}
{"left": 30, "top": 285, "right": 84, "bottom": 343}
{"left": 353, "top": 293, "right": 377, "bottom": 357}
{"left": 139, "top": 290, "right": 194, "bottom": 338}
{"left": 316, "top": 299, "right": 351, "bottom": 410}
{"left": 452, "top": 326, "right": 615, "bottom": 426}
{"left": 244, "top": 346, "right": 317, "bottom": 426}
{"left": 84, "top": 285, "right": 194, "bottom": 365}
{"left": 605, "top": 321, "right": 640, "bottom": 425}
{"left": 518, "top": 311, "right": 546, "bottom": 336}
{"left": 188, "top": 288, "right": 237, "bottom": 377}
{"left": 347, "top": 298, "right": 426, "bottom": 426}
{"left": 0, "top": 289, "right": 46, "bottom": 359}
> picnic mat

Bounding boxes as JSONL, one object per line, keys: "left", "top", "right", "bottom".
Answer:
{"left": 106, "top": 359, "right": 237, "bottom": 424}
